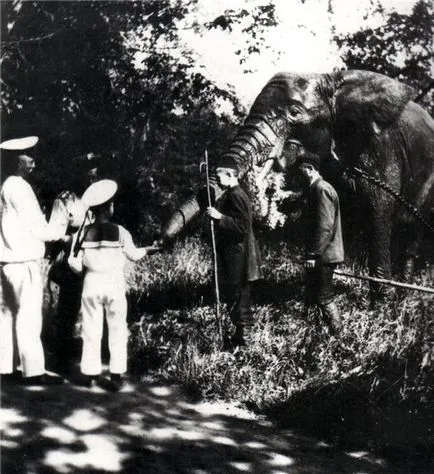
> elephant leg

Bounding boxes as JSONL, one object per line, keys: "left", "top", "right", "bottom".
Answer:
{"left": 401, "top": 227, "right": 420, "bottom": 283}
{"left": 367, "top": 203, "right": 394, "bottom": 304}
{"left": 392, "top": 221, "right": 421, "bottom": 284}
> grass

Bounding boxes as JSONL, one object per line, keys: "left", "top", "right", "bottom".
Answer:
{"left": 127, "top": 236, "right": 433, "bottom": 418}
{"left": 45, "top": 234, "right": 434, "bottom": 448}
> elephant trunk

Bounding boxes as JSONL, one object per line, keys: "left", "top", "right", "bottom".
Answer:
{"left": 161, "top": 115, "right": 284, "bottom": 243}
{"left": 160, "top": 195, "right": 202, "bottom": 243}
{"left": 221, "top": 115, "right": 285, "bottom": 173}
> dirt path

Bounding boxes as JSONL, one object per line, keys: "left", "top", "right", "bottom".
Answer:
{"left": 1, "top": 374, "right": 396, "bottom": 474}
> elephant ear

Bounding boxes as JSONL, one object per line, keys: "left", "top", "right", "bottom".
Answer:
{"left": 335, "top": 70, "right": 416, "bottom": 127}
{"left": 331, "top": 71, "right": 416, "bottom": 160}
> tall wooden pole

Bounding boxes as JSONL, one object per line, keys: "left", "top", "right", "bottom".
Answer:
{"left": 204, "top": 150, "right": 223, "bottom": 347}
{"left": 334, "top": 270, "right": 434, "bottom": 295}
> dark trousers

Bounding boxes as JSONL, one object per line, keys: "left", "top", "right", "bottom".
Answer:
{"left": 305, "top": 263, "right": 342, "bottom": 332}
{"left": 220, "top": 282, "right": 253, "bottom": 330}
{"left": 305, "top": 263, "right": 336, "bottom": 306}
{"left": 54, "top": 278, "right": 83, "bottom": 371}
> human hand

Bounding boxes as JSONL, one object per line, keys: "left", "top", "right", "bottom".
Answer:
{"left": 145, "top": 244, "right": 162, "bottom": 255}
{"left": 305, "top": 259, "right": 316, "bottom": 269}
{"left": 206, "top": 206, "right": 222, "bottom": 220}
{"left": 60, "top": 234, "right": 72, "bottom": 245}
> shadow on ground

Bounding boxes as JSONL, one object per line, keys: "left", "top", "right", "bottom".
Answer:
{"left": 265, "top": 370, "right": 434, "bottom": 474}
{"left": 2, "top": 375, "right": 396, "bottom": 474}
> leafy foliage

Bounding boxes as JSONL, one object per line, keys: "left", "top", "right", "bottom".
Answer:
{"left": 0, "top": 0, "right": 283, "bottom": 233}
{"left": 334, "top": 0, "right": 434, "bottom": 113}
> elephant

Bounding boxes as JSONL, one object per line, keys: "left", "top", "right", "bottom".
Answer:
{"left": 161, "top": 70, "right": 434, "bottom": 300}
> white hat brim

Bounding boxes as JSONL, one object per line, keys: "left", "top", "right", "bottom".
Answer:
{"left": 82, "top": 179, "right": 118, "bottom": 207}
{"left": 0, "top": 136, "right": 39, "bottom": 151}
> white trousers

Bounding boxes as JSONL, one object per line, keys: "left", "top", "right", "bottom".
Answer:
{"left": 80, "top": 278, "right": 128, "bottom": 376}
{"left": 0, "top": 261, "right": 45, "bottom": 377}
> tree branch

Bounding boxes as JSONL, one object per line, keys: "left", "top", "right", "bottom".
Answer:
{"left": 2, "top": 29, "right": 61, "bottom": 44}
{"left": 415, "top": 80, "right": 434, "bottom": 103}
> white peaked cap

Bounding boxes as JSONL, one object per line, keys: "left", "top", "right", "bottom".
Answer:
{"left": 0, "top": 136, "right": 39, "bottom": 150}
{"left": 82, "top": 179, "right": 118, "bottom": 208}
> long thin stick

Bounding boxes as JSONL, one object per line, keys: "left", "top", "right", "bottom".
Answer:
{"left": 73, "top": 209, "right": 90, "bottom": 257}
{"left": 205, "top": 150, "right": 222, "bottom": 346}
{"left": 334, "top": 270, "right": 434, "bottom": 295}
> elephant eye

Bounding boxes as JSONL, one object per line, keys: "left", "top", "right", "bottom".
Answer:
{"left": 289, "top": 105, "right": 303, "bottom": 116}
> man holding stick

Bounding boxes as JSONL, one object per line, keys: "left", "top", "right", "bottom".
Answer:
{"left": 206, "top": 157, "right": 262, "bottom": 347}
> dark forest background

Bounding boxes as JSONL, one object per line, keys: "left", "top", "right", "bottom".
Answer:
{"left": 1, "top": 0, "right": 432, "bottom": 242}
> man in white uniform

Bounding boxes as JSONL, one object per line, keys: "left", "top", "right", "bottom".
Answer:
{"left": 0, "top": 136, "right": 66, "bottom": 385}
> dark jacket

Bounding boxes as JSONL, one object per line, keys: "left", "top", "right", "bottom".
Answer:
{"left": 215, "top": 185, "right": 263, "bottom": 284}
{"left": 304, "top": 178, "right": 344, "bottom": 264}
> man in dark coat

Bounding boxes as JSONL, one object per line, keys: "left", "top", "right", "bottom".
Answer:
{"left": 206, "top": 157, "right": 263, "bottom": 346}
{"left": 298, "top": 152, "right": 344, "bottom": 333}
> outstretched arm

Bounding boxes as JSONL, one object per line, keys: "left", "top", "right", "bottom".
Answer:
{"left": 119, "top": 226, "right": 155, "bottom": 261}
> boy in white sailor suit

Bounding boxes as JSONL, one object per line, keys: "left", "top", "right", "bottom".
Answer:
{"left": 68, "top": 180, "right": 151, "bottom": 391}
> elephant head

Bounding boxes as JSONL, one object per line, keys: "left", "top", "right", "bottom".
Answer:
{"left": 162, "top": 70, "right": 434, "bottom": 294}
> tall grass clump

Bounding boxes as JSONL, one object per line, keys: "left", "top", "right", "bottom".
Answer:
{"left": 127, "top": 234, "right": 434, "bottom": 446}
{"left": 126, "top": 236, "right": 213, "bottom": 314}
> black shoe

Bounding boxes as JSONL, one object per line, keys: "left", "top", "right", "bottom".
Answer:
{"left": 106, "top": 374, "right": 124, "bottom": 392}
{"left": 231, "top": 327, "right": 246, "bottom": 348}
{"left": 231, "top": 335, "right": 246, "bottom": 348}
{"left": 22, "top": 373, "right": 64, "bottom": 386}
{"left": 75, "top": 374, "right": 98, "bottom": 388}
{"left": 1, "top": 372, "right": 21, "bottom": 385}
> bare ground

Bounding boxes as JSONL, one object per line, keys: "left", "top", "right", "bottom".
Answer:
{"left": 1, "top": 373, "right": 404, "bottom": 474}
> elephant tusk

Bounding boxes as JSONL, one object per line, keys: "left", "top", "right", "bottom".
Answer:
{"left": 268, "top": 138, "right": 285, "bottom": 160}
{"left": 331, "top": 149, "right": 340, "bottom": 161}
{"left": 330, "top": 139, "right": 340, "bottom": 161}
{"left": 257, "top": 158, "right": 275, "bottom": 183}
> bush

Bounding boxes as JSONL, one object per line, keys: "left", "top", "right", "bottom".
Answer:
{"left": 127, "top": 236, "right": 434, "bottom": 429}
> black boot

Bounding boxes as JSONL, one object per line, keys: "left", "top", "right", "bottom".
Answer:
{"left": 320, "top": 302, "right": 342, "bottom": 334}
{"left": 106, "top": 373, "right": 124, "bottom": 392}
{"left": 231, "top": 326, "right": 246, "bottom": 348}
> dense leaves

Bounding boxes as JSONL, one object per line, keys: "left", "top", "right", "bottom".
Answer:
{"left": 1, "top": 0, "right": 431, "bottom": 236}
{"left": 334, "top": 0, "right": 433, "bottom": 113}
{"left": 1, "top": 1, "right": 282, "bottom": 234}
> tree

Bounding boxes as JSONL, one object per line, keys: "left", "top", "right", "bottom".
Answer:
{"left": 1, "top": 0, "right": 279, "bottom": 237}
{"left": 333, "top": 0, "right": 433, "bottom": 114}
